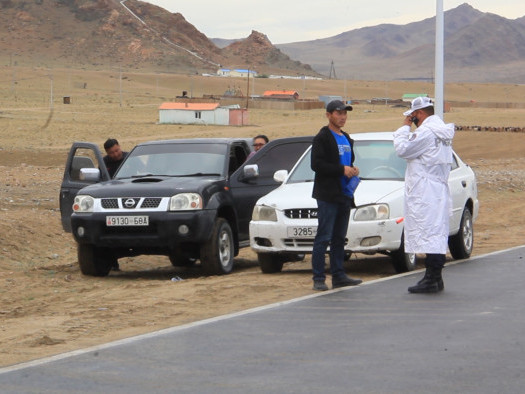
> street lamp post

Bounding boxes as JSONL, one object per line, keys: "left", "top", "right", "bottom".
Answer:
{"left": 435, "top": 0, "right": 444, "bottom": 119}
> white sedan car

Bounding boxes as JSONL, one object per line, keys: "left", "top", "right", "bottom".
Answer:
{"left": 250, "top": 132, "right": 479, "bottom": 273}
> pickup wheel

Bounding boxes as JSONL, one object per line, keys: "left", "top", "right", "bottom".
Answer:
{"left": 200, "top": 218, "right": 234, "bottom": 275}
{"left": 258, "top": 253, "right": 284, "bottom": 273}
{"left": 448, "top": 208, "right": 473, "bottom": 259}
{"left": 390, "top": 233, "right": 417, "bottom": 273}
{"left": 169, "top": 254, "right": 196, "bottom": 267}
{"left": 77, "top": 244, "right": 113, "bottom": 277}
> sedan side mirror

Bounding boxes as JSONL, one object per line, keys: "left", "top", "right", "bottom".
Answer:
{"left": 273, "top": 169, "right": 288, "bottom": 183}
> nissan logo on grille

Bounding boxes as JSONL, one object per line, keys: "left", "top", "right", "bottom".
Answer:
{"left": 122, "top": 198, "right": 139, "bottom": 209}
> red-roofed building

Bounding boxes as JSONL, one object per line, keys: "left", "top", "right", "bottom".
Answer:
{"left": 263, "top": 90, "right": 299, "bottom": 100}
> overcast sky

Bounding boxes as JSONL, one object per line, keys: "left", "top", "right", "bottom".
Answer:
{"left": 141, "top": 1, "right": 525, "bottom": 44}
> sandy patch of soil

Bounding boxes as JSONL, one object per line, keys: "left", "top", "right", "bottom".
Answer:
{"left": 1, "top": 69, "right": 524, "bottom": 367}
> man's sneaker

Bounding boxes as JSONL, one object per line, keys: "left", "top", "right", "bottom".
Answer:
{"left": 332, "top": 275, "right": 362, "bottom": 289}
{"left": 313, "top": 280, "right": 329, "bottom": 291}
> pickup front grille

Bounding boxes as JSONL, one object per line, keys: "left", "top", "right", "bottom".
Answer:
{"left": 284, "top": 208, "right": 318, "bottom": 219}
{"left": 141, "top": 198, "right": 162, "bottom": 208}
{"left": 101, "top": 198, "right": 119, "bottom": 209}
{"left": 100, "top": 197, "right": 162, "bottom": 210}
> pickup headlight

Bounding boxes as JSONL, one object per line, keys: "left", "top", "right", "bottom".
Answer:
{"left": 169, "top": 193, "right": 203, "bottom": 211}
{"left": 252, "top": 205, "right": 277, "bottom": 222}
{"left": 353, "top": 204, "right": 389, "bottom": 221}
{"left": 73, "top": 195, "right": 94, "bottom": 213}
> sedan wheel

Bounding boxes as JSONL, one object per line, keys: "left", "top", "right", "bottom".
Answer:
{"left": 391, "top": 233, "right": 417, "bottom": 273}
{"left": 448, "top": 208, "right": 473, "bottom": 259}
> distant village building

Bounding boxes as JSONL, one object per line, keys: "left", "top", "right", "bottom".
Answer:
{"left": 319, "top": 95, "right": 344, "bottom": 108}
{"left": 158, "top": 102, "right": 248, "bottom": 126}
{"left": 263, "top": 90, "right": 299, "bottom": 100}
{"left": 402, "top": 93, "right": 429, "bottom": 102}
{"left": 217, "top": 68, "right": 257, "bottom": 78}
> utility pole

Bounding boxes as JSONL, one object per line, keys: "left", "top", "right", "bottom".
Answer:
{"left": 119, "top": 67, "right": 123, "bottom": 107}
{"left": 435, "top": 0, "right": 444, "bottom": 119}
{"left": 329, "top": 60, "right": 337, "bottom": 80}
{"left": 49, "top": 73, "right": 54, "bottom": 110}
{"left": 246, "top": 69, "right": 250, "bottom": 109}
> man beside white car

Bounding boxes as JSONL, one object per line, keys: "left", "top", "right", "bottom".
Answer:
{"left": 393, "top": 97, "right": 455, "bottom": 294}
{"left": 310, "top": 100, "right": 363, "bottom": 291}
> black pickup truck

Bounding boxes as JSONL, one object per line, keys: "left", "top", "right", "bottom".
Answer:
{"left": 59, "top": 137, "right": 312, "bottom": 276}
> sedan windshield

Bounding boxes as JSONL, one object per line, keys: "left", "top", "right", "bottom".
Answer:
{"left": 115, "top": 143, "right": 228, "bottom": 178}
{"left": 286, "top": 140, "right": 406, "bottom": 184}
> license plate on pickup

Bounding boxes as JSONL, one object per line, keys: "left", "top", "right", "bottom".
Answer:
{"left": 106, "top": 216, "right": 149, "bottom": 226}
{"left": 287, "top": 226, "right": 317, "bottom": 238}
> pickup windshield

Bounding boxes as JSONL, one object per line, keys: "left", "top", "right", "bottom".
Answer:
{"left": 115, "top": 143, "right": 228, "bottom": 178}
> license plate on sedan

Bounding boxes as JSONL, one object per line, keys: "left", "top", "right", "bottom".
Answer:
{"left": 287, "top": 226, "right": 317, "bottom": 238}
{"left": 106, "top": 216, "right": 149, "bottom": 226}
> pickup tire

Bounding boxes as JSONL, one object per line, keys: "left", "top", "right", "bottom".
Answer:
{"left": 169, "top": 254, "right": 196, "bottom": 267}
{"left": 200, "top": 218, "right": 234, "bottom": 275}
{"left": 258, "top": 253, "right": 285, "bottom": 273}
{"left": 78, "top": 244, "right": 113, "bottom": 277}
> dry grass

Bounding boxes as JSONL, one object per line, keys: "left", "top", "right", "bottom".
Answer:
{"left": 0, "top": 66, "right": 524, "bottom": 367}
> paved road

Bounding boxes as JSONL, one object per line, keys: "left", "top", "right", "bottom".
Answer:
{"left": 1, "top": 246, "right": 524, "bottom": 393}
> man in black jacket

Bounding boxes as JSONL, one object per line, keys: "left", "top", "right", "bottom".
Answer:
{"left": 310, "top": 100, "right": 362, "bottom": 291}
{"left": 103, "top": 138, "right": 128, "bottom": 178}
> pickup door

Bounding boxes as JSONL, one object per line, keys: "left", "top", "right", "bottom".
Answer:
{"left": 59, "top": 142, "right": 110, "bottom": 232}
{"left": 229, "top": 136, "right": 313, "bottom": 243}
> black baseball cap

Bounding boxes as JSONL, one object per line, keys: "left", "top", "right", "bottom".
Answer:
{"left": 326, "top": 99, "right": 353, "bottom": 113}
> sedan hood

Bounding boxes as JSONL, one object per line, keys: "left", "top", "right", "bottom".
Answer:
{"left": 257, "top": 180, "right": 404, "bottom": 209}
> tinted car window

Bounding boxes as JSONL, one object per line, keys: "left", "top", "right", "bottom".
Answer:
{"left": 251, "top": 141, "right": 311, "bottom": 179}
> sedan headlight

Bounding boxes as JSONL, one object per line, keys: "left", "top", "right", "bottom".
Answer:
{"left": 252, "top": 205, "right": 277, "bottom": 222}
{"left": 169, "top": 193, "right": 203, "bottom": 211}
{"left": 73, "top": 195, "right": 94, "bottom": 213}
{"left": 353, "top": 204, "right": 389, "bottom": 221}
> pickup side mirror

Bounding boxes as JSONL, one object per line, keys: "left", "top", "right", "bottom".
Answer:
{"left": 80, "top": 168, "right": 101, "bottom": 182}
{"left": 240, "top": 164, "right": 259, "bottom": 181}
{"left": 273, "top": 169, "right": 288, "bottom": 183}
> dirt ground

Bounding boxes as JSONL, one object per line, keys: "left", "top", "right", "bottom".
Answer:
{"left": 1, "top": 69, "right": 525, "bottom": 367}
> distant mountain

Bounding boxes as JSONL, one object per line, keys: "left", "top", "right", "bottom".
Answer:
{"left": 212, "top": 38, "right": 241, "bottom": 49}
{"left": 0, "top": 0, "right": 317, "bottom": 76}
{"left": 221, "top": 31, "right": 316, "bottom": 75}
{"left": 1, "top": 1, "right": 523, "bottom": 82}
{"left": 276, "top": 3, "right": 525, "bottom": 83}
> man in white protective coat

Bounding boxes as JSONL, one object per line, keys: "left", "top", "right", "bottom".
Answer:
{"left": 393, "top": 97, "right": 455, "bottom": 293}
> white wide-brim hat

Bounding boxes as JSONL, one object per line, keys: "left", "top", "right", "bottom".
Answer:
{"left": 403, "top": 96, "right": 433, "bottom": 116}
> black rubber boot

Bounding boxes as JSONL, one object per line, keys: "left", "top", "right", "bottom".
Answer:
{"left": 408, "top": 270, "right": 440, "bottom": 293}
{"left": 416, "top": 268, "right": 444, "bottom": 291}
{"left": 409, "top": 254, "right": 445, "bottom": 293}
